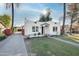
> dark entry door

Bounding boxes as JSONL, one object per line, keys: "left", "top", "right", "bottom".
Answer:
{"left": 42, "top": 26, "right": 44, "bottom": 34}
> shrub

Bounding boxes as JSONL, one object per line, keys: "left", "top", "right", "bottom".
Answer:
{"left": 3, "top": 29, "right": 12, "bottom": 36}
{"left": 38, "top": 32, "right": 41, "bottom": 35}
{"left": 0, "top": 36, "right": 6, "bottom": 41}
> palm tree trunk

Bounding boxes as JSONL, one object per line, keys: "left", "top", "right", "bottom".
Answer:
{"left": 70, "top": 17, "right": 73, "bottom": 35}
{"left": 11, "top": 3, "right": 14, "bottom": 32}
{"left": 61, "top": 3, "right": 66, "bottom": 35}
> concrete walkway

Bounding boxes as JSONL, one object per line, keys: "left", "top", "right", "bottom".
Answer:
{"left": 50, "top": 37, "right": 79, "bottom": 48}
{"left": 0, "top": 34, "right": 27, "bottom": 56}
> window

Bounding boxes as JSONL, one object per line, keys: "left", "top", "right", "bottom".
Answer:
{"left": 32, "top": 26, "right": 39, "bottom": 32}
{"left": 55, "top": 22, "right": 57, "bottom": 24}
{"left": 32, "top": 26, "right": 35, "bottom": 32}
{"left": 53, "top": 27, "right": 55, "bottom": 32}
{"left": 53, "top": 27, "right": 57, "bottom": 32}
{"left": 36, "top": 26, "right": 38, "bottom": 32}
{"left": 56, "top": 27, "right": 57, "bottom": 31}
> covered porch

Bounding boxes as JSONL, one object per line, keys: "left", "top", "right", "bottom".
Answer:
{"left": 41, "top": 23, "right": 50, "bottom": 36}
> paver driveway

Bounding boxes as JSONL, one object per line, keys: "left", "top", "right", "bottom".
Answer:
{"left": 0, "top": 34, "right": 27, "bottom": 56}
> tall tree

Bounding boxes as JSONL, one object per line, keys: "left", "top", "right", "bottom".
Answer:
{"left": 67, "top": 3, "right": 79, "bottom": 35}
{"left": 6, "top": 3, "right": 19, "bottom": 32}
{"left": 61, "top": 3, "right": 66, "bottom": 35}
{"left": 39, "top": 15, "right": 45, "bottom": 22}
{"left": 39, "top": 8, "right": 52, "bottom": 22}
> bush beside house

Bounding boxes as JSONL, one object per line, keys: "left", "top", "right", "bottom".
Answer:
{"left": 3, "top": 29, "right": 12, "bottom": 36}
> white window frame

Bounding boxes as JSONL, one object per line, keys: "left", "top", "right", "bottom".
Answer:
{"left": 36, "top": 26, "right": 38, "bottom": 32}
{"left": 32, "top": 26, "right": 39, "bottom": 32}
{"left": 53, "top": 26, "right": 58, "bottom": 32}
{"left": 32, "top": 26, "right": 35, "bottom": 32}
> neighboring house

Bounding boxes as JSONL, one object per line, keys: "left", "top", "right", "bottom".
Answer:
{"left": 14, "top": 26, "right": 23, "bottom": 33}
{"left": 64, "top": 25, "right": 70, "bottom": 33}
{"left": 24, "top": 20, "right": 60, "bottom": 37}
{"left": 72, "top": 20, "right": 79, "bottom": 33}
{"left": 64, "top": 20, "right": 79, "bottom": 33}
{"left": 0, "top": 22, "right": 6, "bottom": 34}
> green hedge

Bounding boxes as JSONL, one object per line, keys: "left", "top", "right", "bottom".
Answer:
{"left": 0, "top": 36, "right": 6, "bottom": 41}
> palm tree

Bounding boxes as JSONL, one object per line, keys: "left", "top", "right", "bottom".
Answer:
{"left": 6, "top": 3, "right": 19, "bottom": 32}
{"left": 11, "top": 3, "right": 14, "bottom": 32}
{"left": 61, "top": 3, "right": 66, "bottom": 35}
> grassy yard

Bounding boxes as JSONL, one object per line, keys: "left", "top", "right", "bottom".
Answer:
{"left": 31, "top": 37, "right": 79, "bottom": 56}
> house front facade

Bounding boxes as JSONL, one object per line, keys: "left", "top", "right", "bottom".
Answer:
{"left": 24, "top": 21, "right": 60, "bottom": 37}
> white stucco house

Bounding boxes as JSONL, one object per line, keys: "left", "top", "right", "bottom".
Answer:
{"left": 24, "top": 20, "right": 60, "bottom": 37}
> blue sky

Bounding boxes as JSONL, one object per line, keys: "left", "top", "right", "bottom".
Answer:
{"left": 0, "top": 3, "right": 65, "bottom": 26}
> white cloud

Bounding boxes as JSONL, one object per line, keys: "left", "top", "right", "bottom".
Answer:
{"left": 26, "top": 16, "right": 40, "bottom": 21}
{"left": 17, "top": 6, "right": 42, "bottom": 14}
{"left": 0, "top": 3, "right": 5, "bottom": 6}
{"left": 15, "top": 3, "right": 50, "bottom": 15}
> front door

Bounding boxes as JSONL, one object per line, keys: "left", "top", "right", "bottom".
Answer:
{"left": 41, "top": 26, "right": 44, "bottom": 34}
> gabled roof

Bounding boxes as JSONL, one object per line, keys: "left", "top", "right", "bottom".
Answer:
{"left": 41, "top": 23, "right": 49, "bottom": 27}
{"left": 41, "top": 23, "right": 49, "bottom": 26}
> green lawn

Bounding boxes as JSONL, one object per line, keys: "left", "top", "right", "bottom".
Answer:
{"left": 31, "top": 37, "right": 79, "bottom": 56}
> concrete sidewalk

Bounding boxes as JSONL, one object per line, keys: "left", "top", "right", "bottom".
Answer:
{"left": 0, "top": 34, "right": 27, "bottom": 56}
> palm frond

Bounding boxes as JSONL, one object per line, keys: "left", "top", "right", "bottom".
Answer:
{"left": 5, "top": 3, "right": 12, "bottom": 9}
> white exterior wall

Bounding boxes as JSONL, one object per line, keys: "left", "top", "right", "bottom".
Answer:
{"left": 24, "top": 21, "right": 60, "bottom": 37}
{"left": 24, "top": 21, "right": 43, "bottom": 37}
{"left": 46, "top": 22, "right": 60, "bottom": 35}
